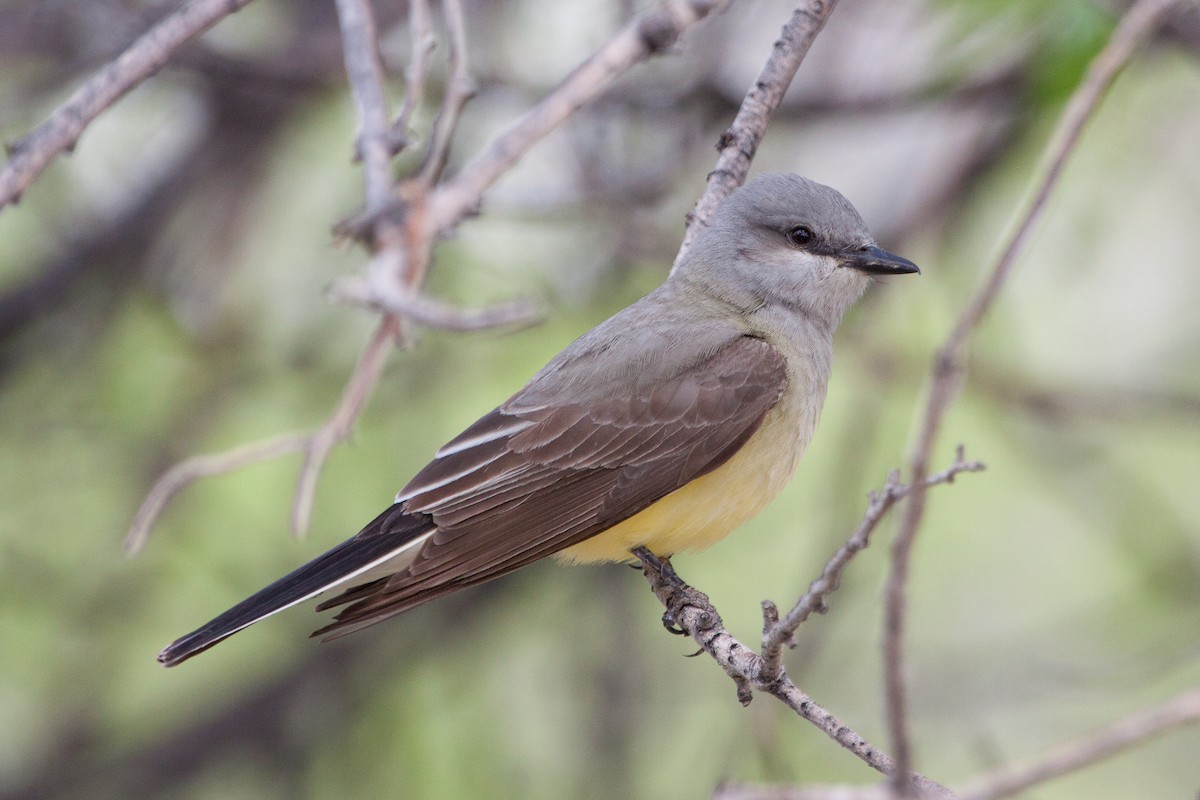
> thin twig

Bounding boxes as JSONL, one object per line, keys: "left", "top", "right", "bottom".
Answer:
{"left": 124, "top": 318, "right": 402, "bottom": 550}
{"left": 127, "top": 0, "right": 737, "bottom": 548}
{"left": 713, "top": 688, "right": 1200, "bottom": 800}
{"left": 417, "top": 0, "right": 475, "bottom": 186}
{"left": 334, "top": 276, "right": 542, "bottom": 331}
{"left": 290, "top": 315, "right": 402, "bottom": 537}
{"left": 124, "top": 433, "right": 309, "bottom": 555}
{"left": 278, "top": 0, "right": 414, "bottom": 541}
{"left": 957, "top": 688, "right": 1200, "bottom": 800}
{"left": 632, "top": 550, "right": 953, "bottom": 798}
{"left": 671, "top": 0, "right": 838, "bottom": 271}
{"left": 128, "top": 0, "right": 416, "bottom": 549}
{"left": 759, "top": 449, "right": 984, "bottom": 681}
{"left": 335, "top": 0, "right": 395, "bottom": 212}
{"left": 391, "top": 0, "right": 435, "bottom": 149}
{"left": 426, "top": 0, "right": 734, "bottom": 233}
{"left": 0, "top": 0, "right": 257, "bottom": 209}
{"left": 713, "top": 783, "right": 943, "bottom": 800}
{"left": 880, "top": 1, "right": 1183, "bottom": 794}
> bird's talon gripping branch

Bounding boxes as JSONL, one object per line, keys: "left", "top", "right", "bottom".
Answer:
{"left": 661, "top": 611, "right": 688, "bottom": 635}
{"left": 633, "top": 545, "right": 722, "bottom": 639}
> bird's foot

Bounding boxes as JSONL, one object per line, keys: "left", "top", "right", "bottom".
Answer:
{"left": 630, "top": 546, "right": 714, "bottom": 637}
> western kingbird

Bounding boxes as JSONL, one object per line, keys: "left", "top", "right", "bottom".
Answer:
{"left": 158, "top": 173, "right": 918, "bottom": 666}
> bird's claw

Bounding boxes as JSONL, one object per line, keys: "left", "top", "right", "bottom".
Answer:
{"left": 661, "top": 610, "right": 687, "bottom": 635}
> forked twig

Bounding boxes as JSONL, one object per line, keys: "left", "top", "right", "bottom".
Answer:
{"left": 124, "top": 433, "right": 308, "bottom": 554}
{"left": 634, "top": 452, "right": 980, "bottom": 795}
{"left": 123, "top": 316, "right": 402, "bottom": 552}
{"left": 126, "top": 0, "right": 737, "bottom": 549}
{"left": 290, "top": 316, "right": 402, "bottom": 536}
{"left": 759, "top": 448, "right": 984, "bottom": 681}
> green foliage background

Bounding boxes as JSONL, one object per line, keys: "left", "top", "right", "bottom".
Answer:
{"left": 1, "top": 1, "right": 1199, "bottom": 798}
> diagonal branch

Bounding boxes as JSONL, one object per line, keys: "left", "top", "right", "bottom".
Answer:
{"left": 955, "top": 687, "right": 1200, "bottom": 800}
{"left": 0, "top": 0, "right": 257, "bottom": 209}
{"left": 335, "top": 0, "right": 397, "bottom": 212}
{"left": 289, "top": 315, "right": 402, "bottom": 536}
{"left": 417, "top": 0, "right": 475, "bottom": 186}
{"left": 880, "top": 0, "right": 1186, "bottom": 793}
{"left": 426, "top": 0, "right": 735, "bottom": 234}
{"left": 758, "top": 448, "right": 984, "bottom": 682}
{"left": 633, "top": 451, "right": 981, "bottom": 795}
{"left": 633, "top": 547, "right": 954, "bottom": 799}
{"left": 391, "top": 0, "right": 435, "bottom": 149}
{"left": 712, "top": 687, "right": 1200, "bottom": 800}
{"left": 672, "top": 0, "right": 839, "bottom": 270}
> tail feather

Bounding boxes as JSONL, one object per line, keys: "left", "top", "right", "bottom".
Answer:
{"left": 157, "top": 506, "right": 434, "bottom": 667}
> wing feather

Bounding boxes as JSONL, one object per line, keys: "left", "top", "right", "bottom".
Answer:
{"left": 314, "top": 335, "right": 788, "bottom": 635}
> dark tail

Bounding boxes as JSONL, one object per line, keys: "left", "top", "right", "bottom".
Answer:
{"left": 158, "top": 506, "right": 434, "bottom": 667}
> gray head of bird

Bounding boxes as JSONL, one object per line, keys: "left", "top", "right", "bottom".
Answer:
{"left": 676, "top": 173, "right": 919, "bottom": 329}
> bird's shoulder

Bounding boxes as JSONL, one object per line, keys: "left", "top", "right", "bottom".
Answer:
{"left": 511, "top": 284, "right": 768, "bottom": 409}
{"left": 391, "top": 292, "right": 790, "bottom": 510}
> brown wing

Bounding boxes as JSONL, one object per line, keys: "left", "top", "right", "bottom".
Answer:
{"left": 313, "top": 335, "right": 788, "bottom": 637}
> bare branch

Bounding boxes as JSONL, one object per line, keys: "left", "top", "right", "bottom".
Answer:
{"left": 426, "top": 0, "right": 735, "bottom": 233}
{"left": 759, "top": 449, "right": 984, "bottom": 681}
{"left": 334, "top": 276, "right": 542, "bottom": 331}
{"left": 127, "top": 0, "right": 742, "bottom": 548}
{"left": 417, "top": 0, "right": 476, "bottom": 186}
{"left": 335, "top": 0, "right": 396, "bottom": 211}
{"left": 881, "top": 1, "right": 1184, "bottom": 793}
{"left": 956, "top": 688, "right": 1200, "bottom": 800}
{"left": 632, "top": 548, "right": 954, "bottom": 798}
{"left": 125, "top": 318, "right": 402, "bottom": 550}
{"left": 714, "top": 687, "right": 1200, "bottom": 800}
{"left": 129, "top": 0, "right": 418, "bottom": 549}
{"left": 714, "top": 783, "right": 934, "bottom": 800}
{"left": 391, "top": 0, "right": 435, "bottom": 149}
{"left": 124, "top": 433, "right": 309, "bottom": 555}
{"left": 671, "top": 0, "right": 838, "bottom": 271}
{"left": 290, "top": 316, "right": 402, "bottom": 537}
{"left": 282, "top": 0, "right": 438, "bottom": 539}
{"left": 0, "top": 0, "right": 257, "bottom": 209}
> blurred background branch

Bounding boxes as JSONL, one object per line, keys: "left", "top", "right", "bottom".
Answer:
{"left": 1, "top": 1, "right": 1199, "bottom": 799}
{"left": 117, "top": 0, "right": 748, "bottom": 545}
{"left": 0, "top": 0, "right": 258, "bottom": 207}
{"left": 881, "top": 0, "right": 1191, "bottom": 792}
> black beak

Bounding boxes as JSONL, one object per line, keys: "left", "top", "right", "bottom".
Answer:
{"left": 843, "top": 245, "right": 920, "bottom": 276}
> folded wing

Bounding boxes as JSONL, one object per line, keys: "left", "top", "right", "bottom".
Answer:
{"left": 313, "top": 335, "right": 788, "bottom": 638}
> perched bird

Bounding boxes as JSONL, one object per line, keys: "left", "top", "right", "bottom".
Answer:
{"left": 158, "top": 173, "right": 918, "bottom": 666}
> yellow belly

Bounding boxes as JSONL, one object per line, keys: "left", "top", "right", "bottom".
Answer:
{"left": 554, "top": 403, "right": 807, "bottom": 564}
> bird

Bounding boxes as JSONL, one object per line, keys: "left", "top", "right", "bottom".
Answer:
{"left": 157, "top": 173, "right": 919, "bottom": 667}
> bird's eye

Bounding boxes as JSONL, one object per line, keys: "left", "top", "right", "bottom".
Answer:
{"left": 786, "top": 225, "right": 814, "bottom": 247}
